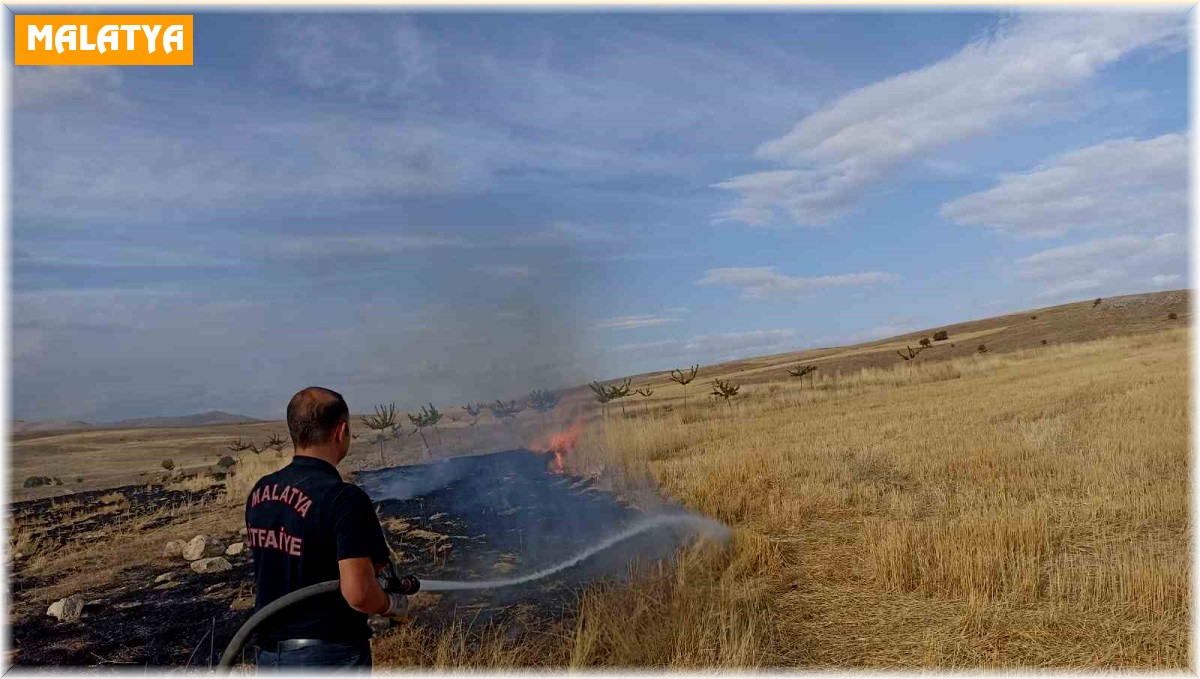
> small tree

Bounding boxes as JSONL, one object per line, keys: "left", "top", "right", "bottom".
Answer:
{"left": 919, "top": 337, "right": 931, "bottom": 347}
{"left": 246, "top": 441, "right": 264, "bottom": 456}
{"left": 1030, "top": 315, "right": 1038, "bottom": 320}
{"left": 217, "top": 456, "right": 237, "bottom": 471}
{"left": 977, "top": 344, "right": 988, "bottom": 354}
{"left": 607, "top": 378, "right": 632, "bottom": 417}
{"left": 266, "top": 433, "right": 288, "bottom": 456}
{"left": 1168, "top": 312, "right": 1179, "bottom": 320}
{"left": 897, "top": 345, "right": 925, "bottom": 361}
{"left": 786, "top": 364, "right": 818, "bottom": 388}
{"left": 408, "top": 403, "right": 443, "bottom": 455}
{"left": 670, "top": 365, "right": 700, "bottom": 408}
{"left": 529, "top": 389, "right": 561, "bottom": 414}
{"left": 490, "top": 399, "right": 526, "bottom": 423}
{"left": 588, "top": 381, "right": 612, "bottom": 416}
{"left": 161, "top": 459, "right": 175, "bottom": 472}
{"left": 463, "top": 402, "right": 484, "bottom": 426}
{"left": 710, "top": 379, "right": 740, "bottom": 412}
{"left": 634, "top": 386, "right": 654, "bottom": 415}
{"left": 1041, "top": 339, "right": 1048, "bottom": 346}
{"left": 933, "top": 330, "right": 949, "bottom": 341}
{"left": 361, "top": 403, "right": 398, "bottom": 466}
{"left": 227, "top": 438, "right": 252, "bottom": 455}
{"left": 423, "top": 403, "right": 443, "bottom": 442}
{"left": 1093, "top": 298, "right": 1103, "bottom": 308}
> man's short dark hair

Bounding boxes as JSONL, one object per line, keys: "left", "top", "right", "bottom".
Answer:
{"left": 287, "top": 387, "right": 349, "bottom": 448}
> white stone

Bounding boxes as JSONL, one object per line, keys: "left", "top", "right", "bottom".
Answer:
{"left": 182, "top": 535, "right": 224, "bottom": 561}
{"left": 190, "top": 557, "right": 232, "bottom": 574}
{"left": 154, "top": 572, "right": 175, "bottom": 584}
{"left": 46, "top": 595, "right": 85, "bottom": 622}
{"left": 224, "top": 542, "right": 244, "bottom": 557}
{"left": 163, "top": 540, "right": 186, "bottom": 558}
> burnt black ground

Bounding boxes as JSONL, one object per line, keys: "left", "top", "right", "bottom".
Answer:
{"left": 9, "top": 449, "right": 697, "bottom": 667}
{"left": 10, "top": 482, "right": 223, "bottom": 549}
{"left": 358, "top": 449, "right": 691, "bottom": 627}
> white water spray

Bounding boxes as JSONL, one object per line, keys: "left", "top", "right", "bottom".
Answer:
{"left": 417, "top": 513, "right": 730, "bottom": 592}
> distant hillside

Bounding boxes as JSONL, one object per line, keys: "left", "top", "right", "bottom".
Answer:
{"left": 10, "top": 420, "right": 93, "bottom": 435}
{"left": 107, "top": 410, "right": 263, "bottom": 429}
{"left": 622, "top": 289, "right": 1190, "bottom": 391}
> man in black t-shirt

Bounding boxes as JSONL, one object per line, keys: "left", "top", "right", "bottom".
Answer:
{"left": 246, "top": 386, "right": 407, "bottom": 670}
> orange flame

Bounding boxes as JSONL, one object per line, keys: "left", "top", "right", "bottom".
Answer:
{"left": 531, "top": 418, "right": 585, "bottom": 475}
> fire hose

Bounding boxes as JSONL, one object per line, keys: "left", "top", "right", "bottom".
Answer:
{"left": 216, "top": 513, "right": 727, "bottom": 671}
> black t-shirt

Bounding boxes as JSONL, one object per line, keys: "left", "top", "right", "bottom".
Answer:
{"left": 245, "top": 456, "right": 389, "bottom": 643}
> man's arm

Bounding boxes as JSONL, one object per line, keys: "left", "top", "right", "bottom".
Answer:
{"left": 338, "top": 557, "right": 390, "bottom": 615}
{"left": 333, "top": 486, "right": 407, "bottom": 616}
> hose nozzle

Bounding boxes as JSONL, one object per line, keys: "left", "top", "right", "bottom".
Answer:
{"left": 395, "top": 574, "right": 421, "bottom": 595}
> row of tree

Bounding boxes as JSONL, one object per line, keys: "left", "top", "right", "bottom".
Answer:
{"left": 354, "top": 388, "right": 566, "bottom": 463}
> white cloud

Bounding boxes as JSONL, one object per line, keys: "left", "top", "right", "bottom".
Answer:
{"left": 271, "top": 16, "right": 437, "bottom": 100}
{"left": 592, "top": 314, "right": 680, "bottom": 331}
{"left": 1014, "top": 232, "right": 1186, "bottom": 299}
{"left": 810, "top": 318, "right": 923, "bottom": 346}
{"left": 941, "top": 134, "right": 1187, "bottom": 237}
{"left": 474, "top": 265, "right": 532, "bottom": 279}
{"left": 715, "top": 12, "right": 1186, "bottom": 226}
{"left": 613, "top": 328, "right": 796, "bottom": 363}
{"left": 15, "top": 244, "right": 239, "bottom": 269}
{"left": 273, "top": 234, "right": 467, "bottom": 259}
{"left": 1152, "top": 274, "right": 1183, "bottom": 287}
{"left": 510, "top": 222, "right": 622, "bottom": 248}
{"left": 14, "top": 118, "right": 501, "bottom": 222}
{"left": 14, "top": 67, "right": 125, "bottom": 109}
{"left": 697, "top": 267, "right": 896, "bottom": 300}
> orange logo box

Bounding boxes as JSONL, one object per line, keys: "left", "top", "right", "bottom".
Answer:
{"left": 15, "top": 15, "right": 193, "bottom": 66}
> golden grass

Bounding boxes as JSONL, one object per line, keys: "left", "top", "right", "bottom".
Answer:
{"left": 471, "top": 327, "right": 1187, "bottom": 669}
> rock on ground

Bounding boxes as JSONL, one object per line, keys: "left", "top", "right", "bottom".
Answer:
{"left": 154, "top": 572, "right": 175, "bottom": 584}
{"left": 182, "top": 535, "right": 225, "bottom": 561}
{"left": 225, "top": 542, "right": 244, "bottom": 557}
{"left": 190, "top": 557, "right": 232, "bottom": 574}
{"left": 163, "top": 540, "right": 186, "bottom": 558}
{"left": 230, "top": 596, "right": 254, "bottom": 612}
{"left": 46, "top": 595, "right": 86, "bottom": 622}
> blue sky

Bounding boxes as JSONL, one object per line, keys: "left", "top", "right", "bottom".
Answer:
{"left": 11, "top": 9, "right": 1190, "bottom": 421}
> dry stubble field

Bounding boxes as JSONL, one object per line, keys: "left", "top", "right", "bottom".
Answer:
{"left": 526, "top": 327, "right": 1189, "bottom": 669}
{"left": 8, "top": 318, "right": 1189, "bottom": 669}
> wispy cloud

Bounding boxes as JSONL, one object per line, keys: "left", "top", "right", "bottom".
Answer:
{"left": 812, "top": 317, "right": 924, "bottom": 346}
{"left": 612, "top": 328, "right": 796, "bottom": 362}
{"left": 14, "top": 116, "right": 501, "bottom": 222}
{"left": 697, "top": 267, "right": 896, "bottom": 300}
{"left": 474, "top": 265, "right": 532, "bottom": 279}
{"left": 592, "top": 314, "right": 681, "bottom": 331}
{"left": 15, "top": 243, "right": 239, "bottom": 269}
{"left": 13, "top": 67, "right": 125, "bottom": 110}
{"left": 941, "top": 133, "right": 1187, "bottom": 238}
{"left": 510, "top": 222, "right": 622, "bottom": 248}
{"left": 715, "top": 12, "right": 1185, "bottom": 226}
{"left": 272, "top": 234, "right": 468, "bottom": 259}
{"left": 1014, "top": 232, "right": 1186, "bottom": 299}
{"left": 269, "top": 16, "right": 438, "bottom": 100}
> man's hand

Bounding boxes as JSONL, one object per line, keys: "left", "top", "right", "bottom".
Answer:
{"left": 376, "top": 559, "right": 421, "bottom": 595}
{"left": 382, "top": 592, "right": 408, "bottom": 619}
